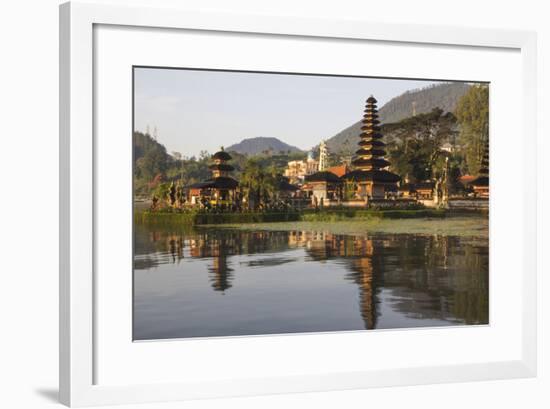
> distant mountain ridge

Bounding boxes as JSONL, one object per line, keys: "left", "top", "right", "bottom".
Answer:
{"left": 323, "top": 82, "right": 470, "bottom": 154}
{"left": 226, "top": 136, "right": 304, "bottom": 156}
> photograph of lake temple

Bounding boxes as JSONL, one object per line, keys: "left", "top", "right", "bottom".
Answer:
{"left": 133, "top": 67, "right": 489, "bottom": 340}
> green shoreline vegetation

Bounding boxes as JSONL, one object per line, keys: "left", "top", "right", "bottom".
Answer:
{"left": 210, "top": 217, "right": 488, "bottom": 239}
{"left": 135, "top": 207, "right": 445, "bottom": 225}
{"left": 135, "top": 208, "right": 488, "bottom": 238}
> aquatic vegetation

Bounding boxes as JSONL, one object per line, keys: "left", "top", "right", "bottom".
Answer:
{"left": 212, "top": 216, "right": 489, "bottom": 238}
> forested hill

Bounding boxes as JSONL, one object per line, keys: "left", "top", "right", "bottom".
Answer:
{"left": 380, "top": 82, "right": 470, "bottom": 123}
{"left": 323, "top": 82, "right": 471, "bottom": 154}
{"left": 226, "top": 136, "right": 303, "bottom": 155}
{"left": 133, "top": 132, "right": 305, "bottom": 196}
{"left": 133, "top": 131, "right": 172, "bottom": 182}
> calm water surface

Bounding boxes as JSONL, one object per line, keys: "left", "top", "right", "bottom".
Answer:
{"left": 133, "top": 224, "right": 488, "bottom": 340}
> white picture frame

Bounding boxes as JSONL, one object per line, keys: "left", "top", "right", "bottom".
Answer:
{"left": 59, "top": 1, "right": 537, "bottom": 407}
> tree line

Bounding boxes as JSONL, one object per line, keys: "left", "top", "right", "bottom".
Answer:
{"left": 134, "top": 84, "right": 489, "bottom": 199}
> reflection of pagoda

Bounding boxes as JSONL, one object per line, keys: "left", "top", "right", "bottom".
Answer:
{"left": 342, "top": 96, "right": 400, "bottom": 199}
{"left": 188, "top": 147, "right": 239, "bottom": 207}
{"left": 470, "top": 142, "right": 489, "bottom": 198}
{"left": 208, "top": 237, "right": 234, "bottom": 292}
{"left": 345, "top": 238, "right": 377, "bottom": 330}
{"left": 302, "top": 233, "right": 380, "bottom": 330}
{"left": 351, "top": 256, "right": 376, "bottom": 330}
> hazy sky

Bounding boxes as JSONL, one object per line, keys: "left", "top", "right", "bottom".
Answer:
{"left": 134, "top": 68, "right": 440, "bottom": 158}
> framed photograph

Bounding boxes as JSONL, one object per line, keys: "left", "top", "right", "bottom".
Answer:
{"left": 60, "top": 2, "right": 537, "bottom": 407}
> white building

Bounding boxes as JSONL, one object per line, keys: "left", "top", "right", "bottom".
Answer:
{"left": 284, "top": 152, "right": 318, "bottom": 184}
{"left": 318, "top": 140, "right": 328, "bottom": 171}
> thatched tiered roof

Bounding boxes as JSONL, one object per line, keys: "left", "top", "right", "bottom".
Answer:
{"left": 188, "top": 177, "right": 239, "bottom": 190}
{"left": 471, "top": 142, "right": 489, "bottom": 187}
{"left": 188, "top": 147, "right": 239, "bottom": 190}
{"left": 342, "top": 95, "right": 400, "bottom": 184}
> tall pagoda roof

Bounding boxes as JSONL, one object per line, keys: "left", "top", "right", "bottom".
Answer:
{"left": 360, "top": 125, "right": 381, "bottom": 132}
{"left": 341, "top": 94, "right": 400, "bottom": 185}
{"left": 355, "top": 148, "right": 386, "bottom": 157}
{"left": 358, "top": 139, "right": 385, "bottom": 147}
{"left": 352, "top": 158, "right": 391, "bottom": 168}
{"left": 471, "top": 142, "right": 489, "bottom": 186}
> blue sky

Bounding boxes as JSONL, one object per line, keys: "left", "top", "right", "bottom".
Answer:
{"left": 134, "top": 68, "right": 440, "bottom": 158}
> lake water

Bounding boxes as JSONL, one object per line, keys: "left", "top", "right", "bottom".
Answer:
{"left": 133, "top": 223, "right": 488, "bottom": 340}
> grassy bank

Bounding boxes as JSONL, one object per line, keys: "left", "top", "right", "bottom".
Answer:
{"left": 299, "top": 208, "right": 447, "bottom": 221}
{"left": 134, "top": 207, "right": 460, "bottom": 226}
{"left": 212, "top": 216, "right": 489, "bottom": 238}
{"left": 134, "top": 209, "right": 301, "bottom": 226}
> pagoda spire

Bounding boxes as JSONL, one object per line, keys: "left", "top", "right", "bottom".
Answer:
{"left": 341, "top": 94, "right": 400, "bottom": 200}
{"left": 209, "top": 148, "right": 234, "bottom": 178}
{"left": 470, "top": 140, "right": 489, "bottom": 197}
{"left": 478, "top": 141, "right": 489, "bottom": 178}
{"left": 352, "top": 96, "right": 390, "bottom": 171}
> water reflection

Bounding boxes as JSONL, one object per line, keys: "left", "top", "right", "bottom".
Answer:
{"left": 134, "top": 224, "right": 488, "bottom": 339}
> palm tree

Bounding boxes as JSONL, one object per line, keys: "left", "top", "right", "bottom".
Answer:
{"left": 240, "top": 159, "right": 262, "bottom": 210}
{"left": 240, "top": 160, "right": 280, "bottom": 210}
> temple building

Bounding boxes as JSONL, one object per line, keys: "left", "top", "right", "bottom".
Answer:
{"left": 470, "top": 142, "right": 489, "bottom": 198}
{"left": 415, "top": 181, "right": 436, "bottom": 200}
{"left": 276, "top": 176, "right": 300, "bottom": 199}
{"left": 301, "top": 164, "right": 350, "bottom": 206}
{"left": 187, "top": 147, "right": 239, "bottom": 208}
{"left": 341, "top": 96, "right": 400, "bottom": 200}
{"left": 303, "top": 170, "right": 342, "bottom": 206}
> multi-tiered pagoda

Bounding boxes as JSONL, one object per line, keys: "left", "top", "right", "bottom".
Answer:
{"left": 341, "top": 95, "right": 400, "bottom": 199}
{"left": 470, "top": 142, "right": 489, "bottom": 198}
{"left": 188, "top": 147, "right": 239, "bottom": 208}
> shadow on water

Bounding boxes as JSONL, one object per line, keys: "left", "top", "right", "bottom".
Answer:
{"left": 133, "top": 223, "right": 488, "bottom": 339}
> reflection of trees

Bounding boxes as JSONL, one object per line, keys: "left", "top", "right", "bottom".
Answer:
{"left": 299, "top": 231, "right": 488, "bottom": 328}
{"left": 134, "top": 223, "right": 488, "bottom": 327}
{"left": 379, "top": 234, "right": 489, "bottom": 325}
{"left": 134, "top": 225, "right": 295, "bottom": 293}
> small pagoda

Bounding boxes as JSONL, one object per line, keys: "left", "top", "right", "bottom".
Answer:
{"left": 470, "top": 142, "right": 489, "bottom": 198}
{"left": 188, "top": 147, "right": 239, "bottom": 208}
{"left": 341, "top": 95, "right": 400, "bottom": 199}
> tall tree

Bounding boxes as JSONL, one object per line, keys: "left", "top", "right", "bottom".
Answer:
{"left": 455, "top": 85, "right": 489, "bottom": 175}
{"left": 240, "top": 159, "right": 280, "bottom": 209}
{"left": 240, "top": 159, "right": 262, "bottom": 210}
{"left": 386, "top": 108, "right": 457, "bottom": 182}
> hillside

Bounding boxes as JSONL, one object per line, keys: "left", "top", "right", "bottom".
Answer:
{"left": 323, "top": 82, "right": 470, "bottom": 155}
{"left": 380, "top": 82, "right": 470, "bottom": 123}
{"left": 226, "top": 136, "right": 303, "bottom": 156}
{"left": 133, "top": 131, "right": 172, "bottom": 180}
